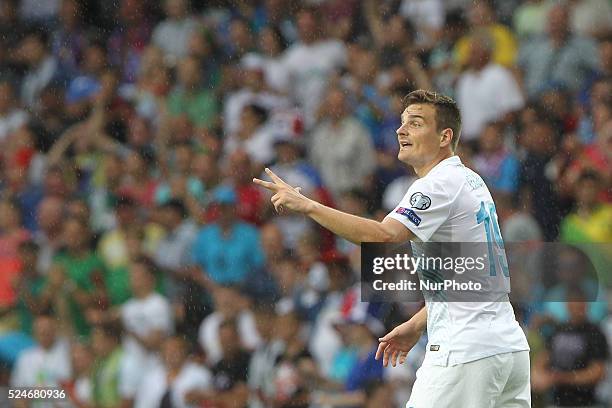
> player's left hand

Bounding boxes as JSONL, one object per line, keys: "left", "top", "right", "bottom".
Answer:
{"left": 253, "top": 168, "right": 313, "bottom": 214}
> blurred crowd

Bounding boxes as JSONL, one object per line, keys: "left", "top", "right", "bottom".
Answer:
{"left": 0, "top": 0, "right": 611, "bottom": 407}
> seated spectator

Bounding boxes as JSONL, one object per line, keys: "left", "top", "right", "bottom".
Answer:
{"left": 456, "top": 31, "right": 524, "bottom": 143}
{"left": 64, "top": 342, "right": 94, "bottom": 406}
{"left": 167, "top": 56, "right": 218, "bottom": 129}
{"left": 561, "top": 171, "right": 612, "bottom": 243}
{"left": 54, "top": 218, "right": 107, "bottom": 337}
{"left": 154, "top": 142, "right": 205, "bottom": 207}
{"left": 564, "top": 119, "right": 612, "bottom": 203}
{"left": 269, "top": 309, "right": 313, "bottom": 408}
{"left": 225, "top": 104, "right": 276, "bottom": 166}
{"left": 10, "top": 314, "right": 70, "bottom": 397}
{"left": 191, "top": 186, "right": 264, "bottom": 286}
{"left": 513, "top": 0, "right": 552, "bottom": 40}
{"left": 454, "top": 0, "right": 519, "bottom": 68}
{"left": 473, "top": 121, "right": 520, "bottom": 198}
{"left": 227, "top": 150, "right": 266, "bottom": 226}
{"left": 542, "top": 246, "right": 608, "bottom": 323}
{"left": 569, "top": 0, "right": 612, "bottom": 40}
{"left": 118, "top": 150, "right": 160, "bottom": 209}
{"left": 0, "top": 80, "right": 27, "bottom": 145}
{"left": 154, "top": 200, "right": 197, "bottom": 272}
{"left": 247, "top": 303, "right": 284, "bottom": 408}
{"left": 188, "top": 318, "right": 251, "bottom": 407}
{"left": 198, "top": 285, "right": 260, "bottom": 366}
{"left": 518, "top": 119, "right": 563, "bottom": 240}
{"left": 151, "top": 0, "right": 198, "bottom": 62}
{"left": 98, "top": 195, "right": 163, "bottom": 300}
{"left": 18, "top": 28, "right": 60, "bottom": 109}
{"left": 135, "top": 336, "right": 212, "bottom": 408}
{"left": 518, "top": 3, "right": 600, "bottom": 97}
{"left": 281, "top": 6, "right": 347, "bottom": 127}
{"left": 90, "top": 321, "right": 137, "bottom": 408}
{"left": 532, "top": 288, "right": 609, "bottom": 407}
{"left": 310, "top": 87, "right": 375, "bottom": 198}
{"left": 314, "top": 308, "right": 385, "bottom": 406}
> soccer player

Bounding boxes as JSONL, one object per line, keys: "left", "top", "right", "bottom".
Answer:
{"left": 253, "top": 90, "right": 530, "bottom": 407}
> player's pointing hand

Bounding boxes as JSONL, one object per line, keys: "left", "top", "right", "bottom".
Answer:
{"left": 253, "top": 168, "right": 314, "bottom": 214}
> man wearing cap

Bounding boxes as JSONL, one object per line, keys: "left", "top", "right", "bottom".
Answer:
{"left": 190, "top": 186, "right": 264, "bottom": 287}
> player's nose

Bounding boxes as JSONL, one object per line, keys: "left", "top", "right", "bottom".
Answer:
{"left": 396, "top": 123, "right": 408, "bottom": 136}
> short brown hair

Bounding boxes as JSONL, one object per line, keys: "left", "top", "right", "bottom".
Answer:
{"left": 403, "top": 90, "right": 462, "bottom": 151}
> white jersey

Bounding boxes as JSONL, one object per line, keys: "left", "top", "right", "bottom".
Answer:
{"left": 386, "top": 156, "right": 529, "bottom": 367}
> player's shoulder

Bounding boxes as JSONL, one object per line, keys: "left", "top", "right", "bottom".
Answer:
{"left": 418, "top": 156, "right": 468, "bottom": 194}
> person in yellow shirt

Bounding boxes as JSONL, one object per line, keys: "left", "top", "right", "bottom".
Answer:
{"left": 561, "top": 171, "right": 612, "bottom": 287}
{"left": 561, "top": 171, "right": 612, "bottom": 243}
{"left": 454, "top": 0, "right": 518, "bottom": 69}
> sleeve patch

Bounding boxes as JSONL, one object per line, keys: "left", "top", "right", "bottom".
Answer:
{"left": 410, "top": 192, "right": 431, "bottom": 210}
{"left": 395, "top": 207, "right": 422, "bottom": 226}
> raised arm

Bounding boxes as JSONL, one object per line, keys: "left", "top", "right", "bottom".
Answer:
{"left": 253, "top": 168, "right": 414, "bottom": 244}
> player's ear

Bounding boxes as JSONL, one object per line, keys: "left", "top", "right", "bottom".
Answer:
{"left": 440, "top": 128, "right": 453, "bottom": 148}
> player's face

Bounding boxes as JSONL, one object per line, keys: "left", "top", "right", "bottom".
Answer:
{"left": 396, "top": 104, "right": 441, "bottom": 167}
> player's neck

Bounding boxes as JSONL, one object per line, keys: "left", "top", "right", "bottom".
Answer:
{"left": 413, "top": 152, "right": 454, "bottom": 178}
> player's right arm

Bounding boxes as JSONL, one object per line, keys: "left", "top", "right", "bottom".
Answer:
{"left": 253, "top": 168, "right": 415, "bottom": 244}
{"left": 308, "top": 202, "right": 415, "bottom": 244}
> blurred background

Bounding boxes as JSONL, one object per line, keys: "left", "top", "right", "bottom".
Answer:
{"left": 0, "top": 0, "right": 610, "bottom": 407}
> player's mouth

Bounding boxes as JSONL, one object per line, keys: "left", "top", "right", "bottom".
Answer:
{"left": 399, "top": 141, "right": 412, "bottom": 148}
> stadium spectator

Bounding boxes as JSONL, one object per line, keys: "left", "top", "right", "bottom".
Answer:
{"left": 191, "top": 186, "right": 264, "bottom": 286}
{"left": 0, "top": 80, "right": 28, "bottom": 145}
{"left": 134, "top": 336, "right": 213, "bottom": 408}
{"left": 152, "top": 0, "right": 198, "bottom": 62}
{"left": 10, "top": 314, "right": 70, "bottom": 394}
{"left": 190, "top": 318, "right": 251, "bottom": 407}
{"left": 533, "top": 288, "right": 609, "bottom": 407}
{"left": 310, "top": 87, "right": 375, "bottom": 198}
{"left": 561, "top": 171, "right": 612, "bottom": 243}
{"left": 168, "top": 55, "right": 218, "bottom": 129}
{"left": 518, "top": 3, "right": 600, "bottom": 96}
{"left": 225, "top": 104, "right": 276, "bottom": 166}
{"left": 568, "top": 0, "right": 612, "bottom": 40}
{"left": 64, "top": 341, "right": 94, "bottom": 406}
{"left": 456, "top": 30, "right": 524, "bottom": 142}
{"left": 198, "top": 285, "right": 261, "bottom": 366}
{"left": 282, "top": 6, "right": 346, "bottom": 127}
{"left": 54, "top": 218, "right": 107, "bottom": 336}
{"left": 513, "top": 0, "right": 552, "bottom": 40}
{"left": 247, "top": 302, "right": 283, "bottom": 408}
{"left": 454, "top": 0, "right": 519, "bottom": 68}
{"left": 89, "top": 321, "right": 136, "bottom": 408}
{"left": 473, "top": 121, "right": 520, "bottom": 199}
{"left": 18, "top": 28, "right": 60, "bottom": 109}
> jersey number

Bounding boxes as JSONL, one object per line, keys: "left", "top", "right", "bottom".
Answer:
{"left": 476, "top": 202, "right": 509, "bottom": 277}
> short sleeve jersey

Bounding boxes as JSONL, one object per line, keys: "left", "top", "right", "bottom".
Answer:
{"left": 386, "top": 156, "right": 530, "bottom": 366}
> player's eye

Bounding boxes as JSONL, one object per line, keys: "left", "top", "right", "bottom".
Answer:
{"left": 411, "top": 121, "right": 421, "bottom": 128}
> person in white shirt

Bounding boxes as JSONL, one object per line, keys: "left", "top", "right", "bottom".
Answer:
{"left": 135, "top": 336, "right": 212, "bottom": 408}
{"left": 88, "top": 257, "right": 175, "bottom": 398}
{"left": 10, "top": 314, "right": 71, "bottom": 390}
{"left": 120, "top": 257, "right": 174, "bottom": 388}
{"left": 281, "top": 6, "right": 346, "bottom": 127}
{"left": 198, "top": 285, "right": 261, "bottom": 366}
{"left": 0, "top": 80, "right": 28, "bottom": 144}
{"left": 456, "top": 31, "right": 524, "bottom": 142}
{"left": 151, "top": 0, "right": 198, "bottom": 62}
{"left": 254, "top": 89, "right": 530, "bottom": 407}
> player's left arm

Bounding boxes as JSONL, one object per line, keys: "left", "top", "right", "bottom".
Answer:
{"left": 254, "top": 168, "right": 414, "bottom": 244}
